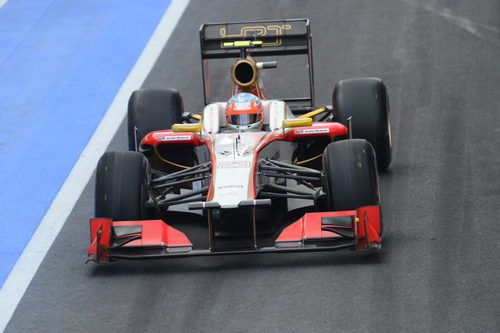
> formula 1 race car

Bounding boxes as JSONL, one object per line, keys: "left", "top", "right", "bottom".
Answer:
{"left": 87, "top": 19, "right": 392, "bottom": 263}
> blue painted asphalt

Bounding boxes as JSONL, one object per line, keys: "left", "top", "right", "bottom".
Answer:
{"left": 0, "top": 0, "right": 172, "bottom": 287}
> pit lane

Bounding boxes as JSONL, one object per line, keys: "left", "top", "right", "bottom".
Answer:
{"left": 5, "top": 0, "right": 500, "bottom": 332}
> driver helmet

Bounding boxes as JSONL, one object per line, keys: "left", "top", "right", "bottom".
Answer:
{"left": 225, "top": 93, "right": 264, "bottom": 131}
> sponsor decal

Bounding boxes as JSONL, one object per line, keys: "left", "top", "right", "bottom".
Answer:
{"left": 218, "top": 185, "right": 244, "bottom": 189}
{"left": 157, "top": 135, "right": 191, "bottom": 141}
{"left": 296, "top": 128, "right": 329, "bottom": 135}
{"left": 219, "top": 24, "right": 292, "bottom": 47}
{"left": 217, "top": 161, "right": 251, "bottom": 168}
{"left": 218, "top": 191, "right": 239, "bottom": 197}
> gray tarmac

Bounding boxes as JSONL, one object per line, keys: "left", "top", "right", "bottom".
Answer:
{"left": 5, "top": 0, "right": 500, "bottom": 332}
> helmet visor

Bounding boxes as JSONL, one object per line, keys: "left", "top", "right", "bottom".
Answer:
{"left": 228, "top": 113, "right": 260, "bottom": 126}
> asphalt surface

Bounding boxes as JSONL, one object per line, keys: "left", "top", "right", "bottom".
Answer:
{"left": 6, "top": 0, "right": 500, "bottom": 332}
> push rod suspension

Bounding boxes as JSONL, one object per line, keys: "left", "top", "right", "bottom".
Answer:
{"left": 157, "top": 186, "right": 209, "bottom": 205}
{"left": 152, "top": 175, "right": 209, "bottom": 190}
{"left": 262, "top": 183, "right": 316, "bottom": 196}
{"left": 157, "top": 196, "right": 208, "bottom": 208}
{"left": 260, "top": 172, "right": 319, "bottom": 182}
{"left": 263, "top": 159, "right": 317, "bottom": 172}
{"left": 259, "top": 164, "right": 321, "bottom": 177}
{"left": 259, "top": 192, "right": 315, "bottom": 200}
{"left": 152, "top": 164, "right": 211, "bottom": 184}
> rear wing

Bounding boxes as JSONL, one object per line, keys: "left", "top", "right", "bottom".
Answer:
{"left": 199, "top": 18, "right": 315, "bottom": 112}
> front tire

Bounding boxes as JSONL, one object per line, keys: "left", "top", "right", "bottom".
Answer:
{"left": 322, "top": 139, "right": 380, "bottom": 211}
{"left": 95, "top": 151, "right": 150, "bottom": 220}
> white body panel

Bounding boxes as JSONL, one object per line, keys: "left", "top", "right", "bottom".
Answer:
{"left": 211, "top": 131, "right": 267, "bottom": 208}
{"left": 202, "top": 103, "right": 220, "bottom": 134}
{"left": 201, "top": 99, "right": 293, "bottom": 208}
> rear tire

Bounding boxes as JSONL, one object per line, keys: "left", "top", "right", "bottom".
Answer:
{"left": 322, "top": 139, "right": 380, "bottom": 211}
{"left": 95, "top": 151, "right": 150, "bottom": 220}
{"left": 127, "top": 88, "right": 183, "bottom": 151}
{"left": 332, "top": 77, "right": 392, "bottom": 171}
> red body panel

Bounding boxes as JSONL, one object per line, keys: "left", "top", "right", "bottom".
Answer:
{"left": 203, "top": 137, "right": 216, "bottom": 201}
{"left": 356, "top": 206, "right": 382, "bottom": 249}
{"left": 141, "top": 130, "right": 205, "bottom": 146}
{"left": 283, "top": 122, "right": 348, "bottom": 141}
{"left": 276, "top": 210, "right": 356, "bottom": 242}
{"left": 142, "top": 122, "right": 346, "bottom": 149}
{"left": 88, "top": 218, "right": 112, "bottom": 263}
{"left": 112, "top": 220, "right": 192, "bottom": 248}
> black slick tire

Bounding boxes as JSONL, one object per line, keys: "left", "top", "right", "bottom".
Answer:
{"left": 322, "top": 139, "right": 380, "bottom": 211}
{"left": 95, "top": 151, "right": 150, "bottom": 220}
{"left": 332, "top": 77, "right": 392, "bottom": 171}
{"left": 127, "top": 88, "right": 183, "bottom": 151}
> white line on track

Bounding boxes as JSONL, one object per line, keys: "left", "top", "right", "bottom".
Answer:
{"left": 0, "top": 1, "right": 190, "bottom": 331}
{"left": 401, "top": 0, "right": 499, "bottom": 45}
{"left": 0, "top": 0, "right": 8, "bottom": 9}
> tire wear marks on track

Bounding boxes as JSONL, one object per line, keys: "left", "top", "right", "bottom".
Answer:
{"left": 401, "top": 0, "right": 499, "bottom": 45}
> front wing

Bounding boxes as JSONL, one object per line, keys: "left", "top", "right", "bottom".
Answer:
{"left": 87, "top": 206, "right": 382, "bottom": 263}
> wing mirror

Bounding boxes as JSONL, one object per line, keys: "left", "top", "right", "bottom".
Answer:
{"left": 172, "top": 123, "right": 202, "bottom": 133}
{"left": 282, "top": 118, "right": 313, "bottom": 129}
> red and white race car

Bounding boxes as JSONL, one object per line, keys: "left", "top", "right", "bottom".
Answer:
{"left": 87, "top": 19, "right": 392, "bottom": 263}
